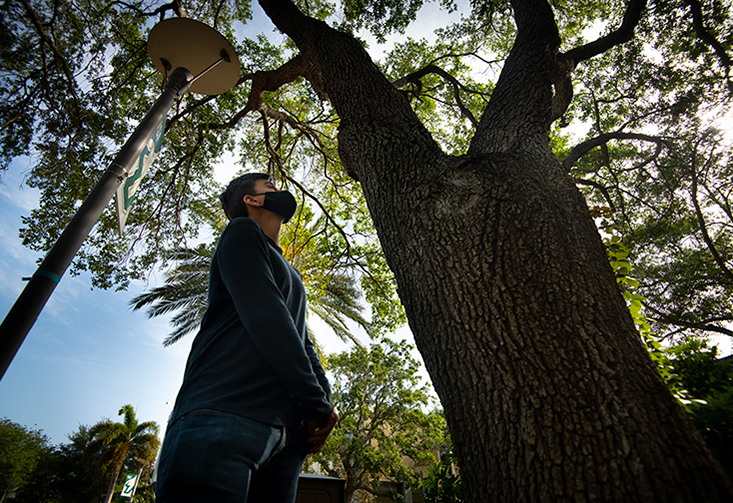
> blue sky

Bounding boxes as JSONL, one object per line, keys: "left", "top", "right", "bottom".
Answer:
{"left": 0, "top": 158, "right": 195, "bottom": 443}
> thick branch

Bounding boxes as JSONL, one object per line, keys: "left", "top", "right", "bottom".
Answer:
{"left": 259, "top": 0, "right": 442, "bottom": 182}
{"left": 690, "top": 152, "right": 733, "bottom": 284}
{"left": 681, "top": 0, "right": 732, "bottom": 78}
{"left": 169, "top": 54, "right": 323, "bottom": 131}
{"left": 562, "top": 132, "right": 671, "bottom": 172}
{"left": 564, "top": 0, "right": 647, "bottom": 64}
{"left": 104, "top": 0, "right": 187, "bottom": 19}
{"left": 244, "top": 53, "right": 326, "bottom": 112}
{"left": 392, "top": 64, "right": 479, "bottom": 126}
{"left": 469, "top": 0, "right": 562, "bottom": 154}
{"left": 554, "top": 0, "right": 648, "bottom": 122}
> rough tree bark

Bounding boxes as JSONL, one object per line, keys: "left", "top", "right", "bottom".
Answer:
{"left": 258, "top": 0, "right": 733, "bottom": 500}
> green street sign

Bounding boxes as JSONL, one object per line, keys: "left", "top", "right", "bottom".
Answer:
{"left": 120, "top": 473, "right": 137, "bottom": 497}
{"left": 115, "top": 115, "right": 167, "bottom": 235}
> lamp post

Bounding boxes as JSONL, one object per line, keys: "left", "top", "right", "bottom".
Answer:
{"left": 129, "top": 457, "right": 152, "bottom": 502}
{"left": 0, "top": 18, "right": 240, "bottom": 380}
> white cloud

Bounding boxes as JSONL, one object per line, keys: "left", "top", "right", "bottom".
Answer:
{"left": 0, "top": 157, "right": 41, "bottom": 213}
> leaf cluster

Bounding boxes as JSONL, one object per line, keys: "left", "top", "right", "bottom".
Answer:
{"left": 419, "top": 452, "right": 463, "bottom": 503}
{"left": 0, "top": 418, "right": 51, "bottom": 496}
{"left": 308, "top": 339, "right": 448, "bottom": 500}
{"left": 663, "top": 339, "right": 733, "bottom": 478}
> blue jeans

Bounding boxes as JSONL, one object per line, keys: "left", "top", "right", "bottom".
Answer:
{"left": 155, "top": 409, "right": 310, "bottom": 503}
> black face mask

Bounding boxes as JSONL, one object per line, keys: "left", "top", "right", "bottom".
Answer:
{"left": 252, "top": 190, "right": 297, "bottom": 223}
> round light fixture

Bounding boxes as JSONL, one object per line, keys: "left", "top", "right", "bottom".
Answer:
{"left": 147, "top": 18, "right": 240, "bottom": 96}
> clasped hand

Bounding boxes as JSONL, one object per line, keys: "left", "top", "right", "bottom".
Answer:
{"left": 305, "top": 410, "right": 339, "bottom": 454}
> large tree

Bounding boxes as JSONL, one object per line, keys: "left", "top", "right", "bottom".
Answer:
{"left": 4, "top": 0, "right": 733, "bottom": 500}
{"left": 251, "top": 0, "right": 733, "bottom": 500}
{"left": 0, "top": 418, "right": 50, "bottom": 502}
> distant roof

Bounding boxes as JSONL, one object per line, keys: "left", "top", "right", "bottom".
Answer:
{"left": 299, "top": 473, "right": 345, "bottom": 482}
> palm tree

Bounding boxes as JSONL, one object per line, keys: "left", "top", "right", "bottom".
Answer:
{"left": 130, "top": 244, "right": 213, "bottom": 347}
{"left": 86, "top": 405, "right": 160, "bottom": 503}
{"left": 131, "top": 217, "right": 372, "bottom": 350}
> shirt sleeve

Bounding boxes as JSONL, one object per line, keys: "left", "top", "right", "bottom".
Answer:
{"left": 304, "top": 327, "right": 331, "bottom": 403}
{"left": 217, "top": 219, "right": 333, "bottom": 420}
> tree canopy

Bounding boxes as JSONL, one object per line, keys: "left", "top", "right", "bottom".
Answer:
{"left": 2, "top": 0, "right": 731, "bottom": 344}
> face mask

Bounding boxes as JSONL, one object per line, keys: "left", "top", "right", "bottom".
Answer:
{"left": 252, "top": 190, "right": 297, "bottom": 223}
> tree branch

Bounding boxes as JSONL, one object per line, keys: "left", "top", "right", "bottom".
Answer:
{"left": 19, "top": 0, "right": 80, "bottom": 115}
{"left": 571, "top": 177, "right": 616, "bottom": 211}
{"left": 392, "top": 64, "right": 479, "bottom": 126}
{"left": 689, "top": 145, "right": 733, "bottom": 284}
{"left": 430, "top": 50, "right": 501, "bottom": 69}
{"left": 564, "top": 0, "right": 647, "bottom": 64}
{"left": 258, "top": 109, "right": 353, "bottom": 260}
{"left": 102, "top": 0, "right": 186, "bottom": 19}
{"left": 550, "top": 0, "right": 648, "bottom": 121}
{"left": 178, "top": 53, "right": 325, "bottom": 132}
{"left": 469, "top": 0, "right": 562, "bottom": 154}
{"left": 681, "top": 0, "right": 732, "bottom": 83}
{"left": 562, "top": 132, "right": 671, "bottom": 172}
{"left": 647, "top": 312, "right": 733, "bottom": 338}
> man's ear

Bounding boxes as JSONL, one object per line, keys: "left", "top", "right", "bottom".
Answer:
{"left": 243, "top": 194, "right": 260, "bottom": 207}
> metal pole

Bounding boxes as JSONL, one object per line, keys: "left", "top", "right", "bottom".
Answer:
{"left": 129, "top": 464, "right": 144, "bottom": 502}
{"left": 0, "top": 67, "right": 193, "bottom": 381}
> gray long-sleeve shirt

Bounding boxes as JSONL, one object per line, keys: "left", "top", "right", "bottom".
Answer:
{"left": 169, "top": 217, "right": 333, "bottom": 428}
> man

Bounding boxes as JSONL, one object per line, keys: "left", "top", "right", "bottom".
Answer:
{"left": 156, "top": 173, "right": 338, "bottom": 503}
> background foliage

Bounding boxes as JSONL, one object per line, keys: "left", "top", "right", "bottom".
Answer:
{"left": 307, "top": 339, "right": 449, "bottom": 502}
{"left": 2, "top": 405, "right": 158, "bottom": 503}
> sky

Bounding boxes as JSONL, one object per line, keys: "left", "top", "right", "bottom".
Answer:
{"left": 0, "top": 1, "right": 459, "bottom": 446}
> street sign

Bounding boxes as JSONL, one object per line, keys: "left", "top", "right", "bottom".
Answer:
{"left": 120, "top": 473, "right": 137, "bottom": 497}
{"left": 115, "top": 115, "right": 167, "bottom": 235}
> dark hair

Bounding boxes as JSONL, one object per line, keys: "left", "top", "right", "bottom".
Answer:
{"left": 219, "top": 173, "right": 271, "bottom": 220}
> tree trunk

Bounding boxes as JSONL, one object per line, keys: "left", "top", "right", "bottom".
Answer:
{"left": 259, "top": 0, "right": 733, "bottom": 500}
{"left": 103, "top": 465, "right": 121, "bottom": 503}
{"left": 369, "top": 152, "right": 733, "bottom": 502}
